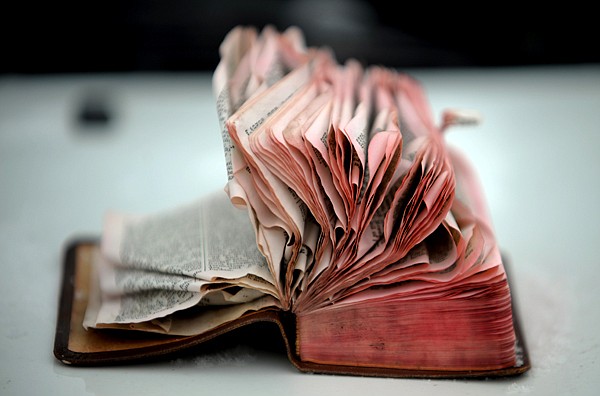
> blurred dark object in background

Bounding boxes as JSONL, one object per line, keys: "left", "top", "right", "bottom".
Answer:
{"left": 2, "top": 0, "right": 598, "bottom": 74}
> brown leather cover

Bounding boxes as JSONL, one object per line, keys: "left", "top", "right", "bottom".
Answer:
{"left": 54, "top": 239, "right": 531, "bottom": 378}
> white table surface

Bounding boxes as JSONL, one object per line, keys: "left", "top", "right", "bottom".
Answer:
{"left": 1, "top": 64, "right": 599, "bottom": 395}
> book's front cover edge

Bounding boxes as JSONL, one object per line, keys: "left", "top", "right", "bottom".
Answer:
{"left": 54, "top": 238, "right": 531, "bottom": 378}
{"left": 53, "top": 237, "right": 80, "bottom": 365}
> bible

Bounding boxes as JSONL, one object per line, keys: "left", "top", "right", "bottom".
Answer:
{"left": 54, "top": 25, "right": 530, "bottom": 378}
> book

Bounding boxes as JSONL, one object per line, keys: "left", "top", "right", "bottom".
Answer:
{"left": 54, "top": 25, "right": 531, "bottom": 378}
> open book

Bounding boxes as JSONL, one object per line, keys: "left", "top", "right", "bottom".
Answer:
{"left": 54, "top": 26, "right": 530, "bottom": 378}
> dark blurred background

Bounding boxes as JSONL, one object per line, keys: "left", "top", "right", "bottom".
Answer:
{"left": 2, "top": 0, "right": 599, "bottom": 74}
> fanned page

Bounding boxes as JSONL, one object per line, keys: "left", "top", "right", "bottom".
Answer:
{"left": 84, "top": 25, "right": 526, "bottom": 373}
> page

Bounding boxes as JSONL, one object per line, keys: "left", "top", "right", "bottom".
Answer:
{"left": 213, "top": 25, "right": 257, "bottom": 182}
{"left": 102, "top": 190, "right": 273, "bottom": 282}
{"left": 89, "top": 190, "right": 278, "bottom": 326}
{"left": 84, "top": 248, "right": 280, "bottom": 334}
